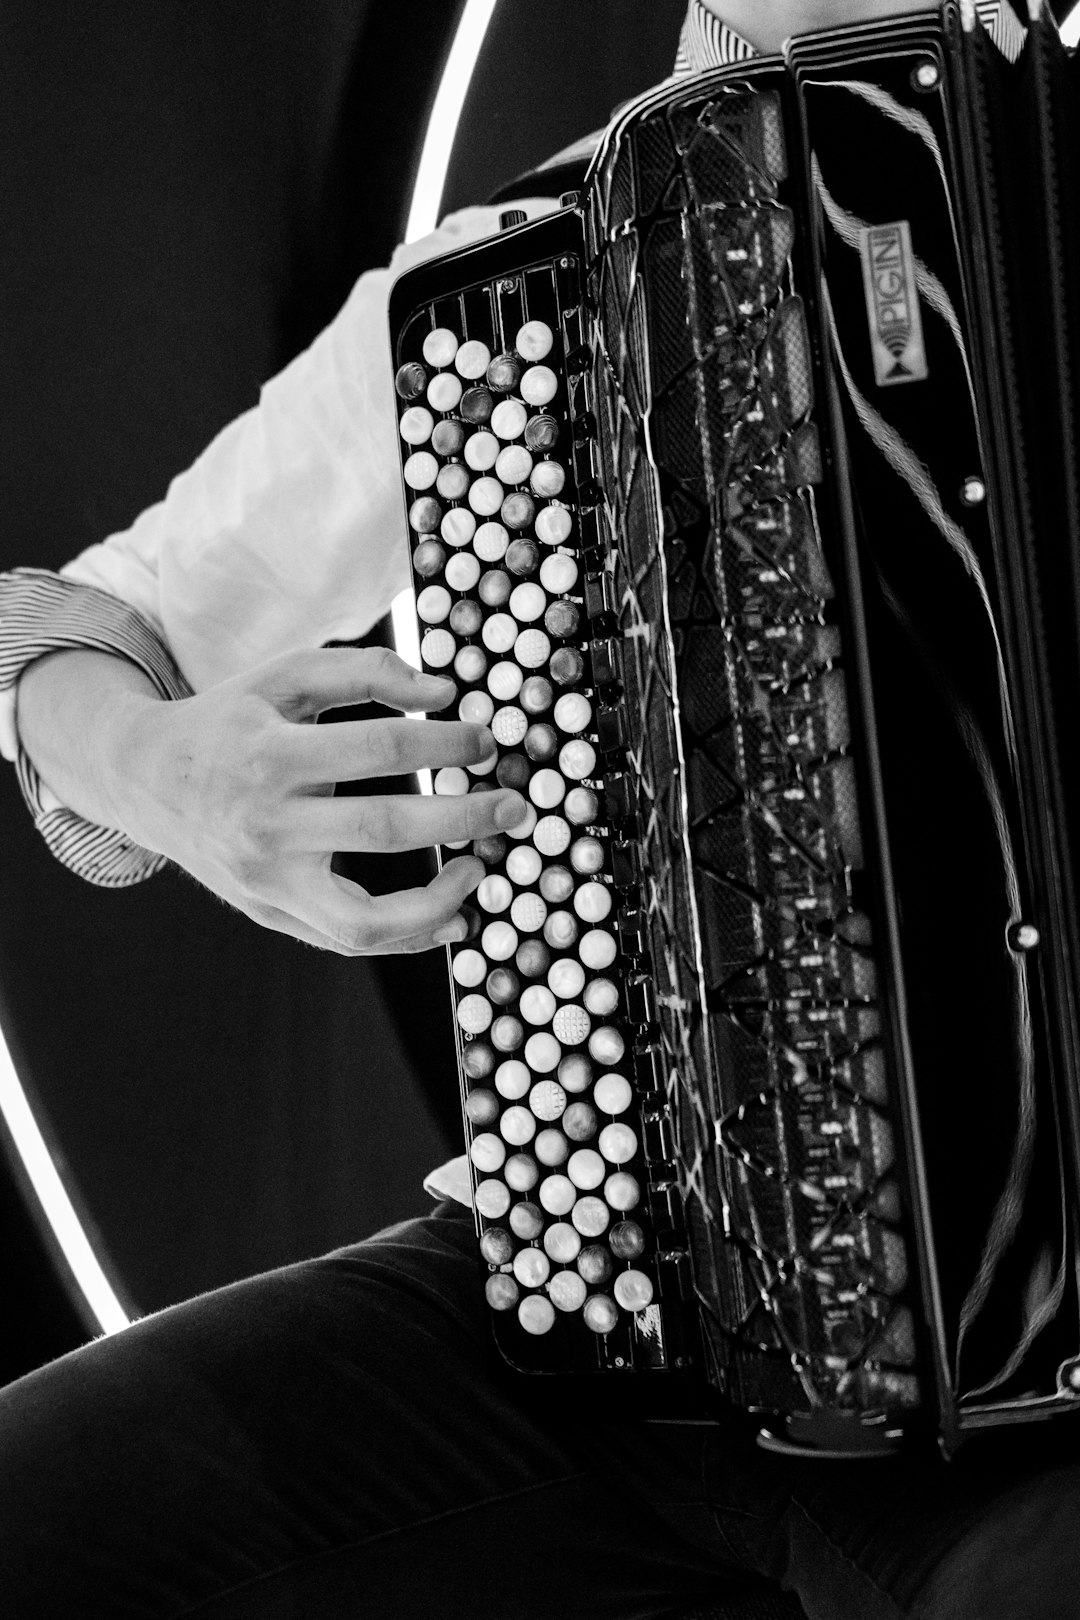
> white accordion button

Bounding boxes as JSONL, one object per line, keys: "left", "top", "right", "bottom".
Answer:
{"left": 504, "top": 1152, "right": 539, "bottom": 1192}
{"left": 538, "top": 1174, "right": 576, "bottom": 1215}
{"left": 543, "top": 1222, "right": 581, "bottom": 1262}
{"left": 594, "top": 1073, "right": 632, "bottom": 1115}
{"left": 488, "top": 661, "right": 524, "bottom": 702}
{"left": 515, "top": 320, "right": 554, "bottom": 361}
{"left": 474, "top": 1179, "right": 511, "bottom": 1219}
{"left": 583, "top": 1294, "right": 619, "bottom": 1334}
{"left": 515, "top": 629, "right": 551, "bottom": 669}
{"left": 491, "top": 398, "right": 528, "bottom": 440}
{"left": 529, "top": 1079, "right": 566, "bottom": 1120}
{"left": 492, "top": 706, "right": 527, "bottom": 747}
{"left": 570, "top": 838, "right": 605, "bottom": 876}
{"left": 510, "top": 893, "right": 547, "bottom": 934}
{"left": 422, "top": 327, "right": 459, "bottom": 367}
{"left": 554, "top": 693, "right": 592, "bottom": 734}
{"left": 464, "top": 431, "right": 500, "bottom": 471}
{"left": 540, "top": 866, "right": 575, "bottom": 903}
{"left": 453, "top": 646, "right": 486, "bottom": 684}
{"left": 477, "top": 875, "right": 513, "bottom": 914}
{"left": 485, "top": 1274, "right": 519, "bottom": 1311}
{"left": 544, "top": 910, "right": 578, "bottom": 950}
{"left": 444, "top": 552, "right": 480, "bottom": 592}
{"left": 496, "top": 444, "right": 533, "bottom": 486}
{"left": 469, "top": 476, "right": 504, "bottom": 515}
{"left": 534, "top": 1128, "right": 569, "bottom": 1165}
{"left": 568, "top": 1148, "right": 605, "bottom": 1190}
{"left": 459, "top": 691, "right": 494, "bottom": 725}
{"left": 604, "top": 1171, "right": 640, "bottom": 1211}
{"left": 548, "top": 1271, "right": 587, "bottom": 1314}
{"left": 404, "top": 451, "right": 439, "bottom": 490}
{"left": 525, "top": 1031, "right": 562, "bottom": 1073}
{"left": 589, "top": 1025, "right": 625, "bottom": 1066}
{"left": 500, "top": 1105, "right": 536, "bottom": 1145}
{"left": 533, "top": 815, "right": 571, "bottom": 856}
{"left": 539, "top": 552, "right": 578, "bottom": 594}
{"left": 427, "top": 372, "right": 463, "bottom": 413}
{"left": 560, "top": 739, "right": 597, "bottom": 780}
{"left": 548, "top": 958, "right": 585, "bottom": 1000}
{"left": 571, "top": 1195, "right": 610, "bottom": 1237}
{"left": 510, "top": 1203, "right": 544, "bottom": 1240}
{"left": 506, "top": 846, "right": 542, "bottom": 886}
{"left": 599, "top": 1123, "right": 637, "bottom": 1164}
{"left": 517, "top": 1295, "right": 556, "bottom": 1336}
{"left": 474, "top": 520, "right": 509, "bottom": 561}
{"left": 469, "top": 1132, "right": 506, "bottom": 1173}
{"left": 584, "top": 978, "right": 618, "bottom": 1017}
{"left": 433, "top": 766, "right": 469, "bottom": 795}
{"left": 552, "top": 1004, "right": 591, "bottom": 1047}
{"left": 416, "top": 585, "right": 451, "bottom": 624}
{"left": 580, "top": 929, "right": 617, "bottom": 971}
{"left": 481, "top": 921, "right": 518, "bottom": 961}
{"left": 495, "top": 1060, "right": 531, "bottom": 1099}
{"left": 574, "top": 883, "right": 612, "bottom": 924}
{"left": 535, "top": 505, "right": 573, "bottom": 545}
{"left": 455, "top": 338, "right": 491, "bottom": 378}
{"left": 399, "top": 406, "right": 434, "bottom": 445}
{"left": 482, "top": 613, "right": 518, "bottom": 654}
{"left": 452, "top": 949, "right": 487, "bottom": 988}
{"left": 529, "top": 769, "right": 566, "bottom": 811}
{"left": 614, "top": 1270, "right": 654, "bottom": 1312}
{"left": 456, "top": 994, "right": 493, "bottom": 1035}
{"left": 520, "top": 365, "right": 558, "bottom": 406}
{"left": 530, "top": 461, "right": 566, "bottom": 499}
{"left": 512, "top": 1248, "right": 551, "bottom": 1289}
{"left": 509, "top": 583, "right": 546, "bottom": 622}
{"left": 520, "top": 986, "right": 557, "bottom": 1027}
{"left": 440, "top": 507, "right": 476, "bottom": 547}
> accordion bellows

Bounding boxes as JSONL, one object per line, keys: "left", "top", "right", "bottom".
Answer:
{"left": 389, "top": 3, "right": 1080, "bottom": 1456}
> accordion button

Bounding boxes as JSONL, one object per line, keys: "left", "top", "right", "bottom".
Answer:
{"left": 416, "top": 585, "right": 451, "bottom": 625}
{"left": 544, "top": 599, "right": 579, "bottom": 641}
{"left": 574, "top": 883, "right": 613, "bottom": 924}
{"left": 529, "top": 769, "right": 566, "bottom": 811}
{"left": 599, "top": 1123, "right": 637, "bottom": 1165}
{"left": 516, "top": 938, "right": 552, "bottom": 979}
{"left": 539, "top": 552, "right": 578, "bottom": 595}
{"left": 506, "top": 538, "right": 541, "bottom": 577}
{"left": 510, "top": 893, "right": 548, "bottom": 935}
{"left": 479, "top": 1227, "right": 513, "bottom": 1266}
{"left": 530, "top": 461, "right": 566, "bottom": 500}
{"left": 613, "top": 1270, "right": 654, "bottom": 1312}
{"left": 449, "top": 599, "right": 483, "bottom": 639}
{"left": 529, "top": 1078, "right": 566, "bottom": 1120}
{"left": 395, "top": 361, "right": 428, "bottom": 400}
{"left": 404, "top": 451, "right": 439, "bottom": 490}
{"left": 503, "top": 492, "right": 537, "bottom": 533}
{"left": 422, "top": 327, "right": 459, "bottom": 368}
{"left": 554, "top": 693, "right": 592, "bottom": 735}
{"left": 535, "top": 1129, "right": 569, "bottom": 1166}
{"left": 460, "top": 385, "right": 494, "bottom": 425}
{"left": 544, "top": 1223, "right": 582, "bottom": 1263}
{"left": 515, "top": 320, "right": 554, "bottom": 362}
{"left": 470, "top": 1133, "right": 506, "bottom": 1173}
{"left": 579, "top": 929, "right": 617, "bottom": 971}
{"left": 455, "top": 338, "right": 492, "bottom": 380}
{"left": 543, "top": 907, "right": 578, "bottom": 948}
{"left": 512, "top": 1248, "right": 551, "bottom": 1290}
{"left": 469, "top": 476, "right": 505, "bottom": 516}
{"left": 453, "top": 645, "right": 487, "bottom": 684}
{"left": 516, "top": 628, "right": 552, "bottom": 670}
{"left": 578, "top": 1248, "right": 613, "bottom": 1287}
{"left": 568, "top": 1148, "right": 605, "bottom": 1190}
{"left": 609, "top": 1221, "right": 646, "bottom": 1261}
{"left": 452, "top": 949, "right": 487, "bottom": 988}
{"left": 399, "top": 405, "right": 434, "bottom": 445}
{"left": 431, "top": 419, "right": 466, "bottom": 457}
{"left": 444, "top": 553, "right": 481, "bottom": 594}
{"left": 521, "top": 365, "right": 558, "bottom": 407}
{"left": 564, "top": 1101, "right": 598, "bottom": 1142}
{"left": 491, "top": 1015, "right": 525, "bottom": 1054}
{"left": 492, "top": 706, "right": 528, "bottom": 747}
{"left": 491, "top": 399, "right": 528, "bottom": 441}
{"left": 504, "top": 1153, "right": 540, "bottom": 1192}
{"left": 510, "top": 1201, "right": 544, "bottom": 1239}
{"left": 486, "top": 352, "right": 523, "bottom": 392}
{"left": 473, "top": 519, "right": 509, "bottom": 561}
{"left": 426, "top": 373, "right": 463, "bottom": 413}
{"left": 436, "top": 462, "right": 470, "bottom": 501}
{"left": 525, "top": 411, "right": 560, "bottom": 452}
{"left": 488, "top": 662, "right": 524, "bottom": 703}
{"left": 464, "top": 1088, "right": 499, "bottom": 1127}
{"left": 484, "top": 1274, "right": 518, "bottom": 1312}
{"left": 456, "top": 995, "right": 493, "bottom": 1036}
{"left": 570, "top": 837, "right": 605, "bottom": 877}
{"left": 538, "top": 1175, "right": 576, "bottom": 1216}
{"left": 496, "top": 445, "right": 533, "bottom": 486}
{"left": 440, "top": 507, "right": 476, "bottom": 548}
{"left": 521, "top": 986, "right": 557, "bottom": 1027}
{"left": 535, "top": 505, "right": 573, "bottom": 546}
{"left": 548, "top": 958, "right": 586, "bottom": 1000}
{"left": 481, "top": 921, "right": 518, "bottom": 962}
{"left": 517, "top": 1295, "right": 556, "bottom": 1336}
{"left": 593, "top": 1074, "right": 632, "bottom": 1116}
{"left": 501, "top": 1105, "right": 536, "bottom": 1146}
{"left": 552, "top": 1005, "right": 591, "bottom": 1047}
{"left": 494, "top": 1060, "right": 531, "bottom": 1100}
{"left": 520, "top": 676, "right": 554, "bottom": 715}
{"left": 506, "top": 845, "right": 542, "bottom": 887}
{"left": 510, "top": 582, "right": 546, "bottom": 623}
{"left": 559, "top": 738, "right": 596, "bottom": 779}
{"left": 564, "top": 788, "right": 599, "bottom": 828}
{"left": 464, "top": 430, "right": 499, "bottom": 471}
{"left": 549, "top": 1271, "right": 588, "bottom": 1314}
{"left": 462, "top": 1042, "right": 496, "bottom": 1081}
{"left": 604, "top": 1172, "right": 641, "bottom": 1212}
{"left": 474, "top": 1179, "right": 511, "bottom": 1219}
{"left": 411, "top": 538, "right": 446, "bottom": 578}
{"left": 583, "top": 1294, "right": 619, "bottom": 1334}
{"left": 558, "top": 1054, "right": 592, "bottom": 1094}
{"left": 571, "top": 1197, "right": 610, "bottom": 1239}
{"left": 459, "top": 690, "right": 494, "bottom": 726}
{"left": 589, "top": 1025, "right": 625, "bottom": 1066}
{"left": 433, "top": 766, "right": 469, "bottom": 796}
{"left": 482, "top": 613, "right": 517, "bottom": 654}
{"left": 525, "top": 1032, "right": 562, "bottom": 1073}
{"left": 539, "top": 865, "right": 575, "bottom": 904}
{"left": 534, "top": 817, "right": 572, "bottom": 860}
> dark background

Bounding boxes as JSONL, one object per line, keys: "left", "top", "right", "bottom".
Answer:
{"left": 0, "top": 0, "right": 685, "bottom": 1381}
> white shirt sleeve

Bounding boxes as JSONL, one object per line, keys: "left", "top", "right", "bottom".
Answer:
{"left": 60, "top": 201, "right": 559, "bottom": 693}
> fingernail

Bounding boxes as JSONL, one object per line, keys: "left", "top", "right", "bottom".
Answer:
{"left": 433, "top": 918, "right": 468, "bottom": 945}
{"left": 494, "top": 793, "right": 526, "bottom": 830}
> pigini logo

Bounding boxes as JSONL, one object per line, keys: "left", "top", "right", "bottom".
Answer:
{"left": 859, "top": 221, "right": 928, "bottom": 387}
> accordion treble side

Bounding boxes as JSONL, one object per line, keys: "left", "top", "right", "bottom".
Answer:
{"left": 387, "top": 2, "right": 1080, "bottom": 1456}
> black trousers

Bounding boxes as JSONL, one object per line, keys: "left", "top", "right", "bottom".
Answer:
{"left": 2, "top": 1199, "right": 1079, "bottom": 1619}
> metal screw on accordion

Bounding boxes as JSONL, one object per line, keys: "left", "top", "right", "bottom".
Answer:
{"left": 960, "top": 475, "right": 987, "bottom": 506}
{"left": 499, "top": 277, "right": 518, "bottom": 294}
{"left": 1007, "top": 921, "right": 1040, "bottom": 952}
{"left": 911, "top": 58, "right": 941, "bottom": 92}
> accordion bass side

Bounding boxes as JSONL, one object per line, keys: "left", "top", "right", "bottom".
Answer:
{"left": 388, "top": 3, "right": 1080, "bottom": 1455}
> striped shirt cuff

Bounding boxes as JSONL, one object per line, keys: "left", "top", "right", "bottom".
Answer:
{"left": 0, "top": 568, "right": 192, "bottom": 887}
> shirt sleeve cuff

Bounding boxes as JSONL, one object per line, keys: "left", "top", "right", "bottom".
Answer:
{"left": 0, "top": 567, "right": 193, "bottom": 887}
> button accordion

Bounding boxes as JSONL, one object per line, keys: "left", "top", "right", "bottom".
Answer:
{"left": 388, "top": 3, "right": 1080, "bottom": 1456}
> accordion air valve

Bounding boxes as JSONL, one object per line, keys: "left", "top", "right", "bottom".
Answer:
{"left": 389, "top": 3, "right": 1080, "bottom": 1457}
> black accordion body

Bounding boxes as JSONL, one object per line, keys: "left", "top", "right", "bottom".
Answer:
{"left": 388, "top": 3, "right": 1080, "bottom": 1457}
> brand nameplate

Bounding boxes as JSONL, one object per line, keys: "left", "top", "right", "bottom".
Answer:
{"left": 859, "top": 220, "right": 928, "bottom": 387}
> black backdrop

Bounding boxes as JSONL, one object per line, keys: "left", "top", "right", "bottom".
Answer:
{"left": 0, "top": 0, "right": 685, "bottom": 1380}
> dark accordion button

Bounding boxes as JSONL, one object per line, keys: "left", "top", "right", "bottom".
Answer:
{"left": 413, "top": 539, "right": 447, "bottom": 578}
{"left": 395, "top": 360, "right": 428, "bottom": 399}
{"left": 545, "top": 600, "right": 580, "bottom": 640}
{"left": 473, "top": 832, "right": 508, "bottom": 865}
{"left": 549, "top": 647, "right": 584, "bottom": 686}
{"left": 524, "top": 413, "right": 560, "bottom": 452}
{"left": 519, "top": 676, "right": 553, "bottom": 714}
{"left": 487, "top": 966, "right": 521, "bottom": 1005}
{"left": 432, "top": 419, "right": 467, "bottom": 455}
{"left": 461, "top": 386, "right": 494, "bottom": 424}
{"left": 409, "top": 496, "right": 442, "bottom": 534}
{"left": 496, "top": 754, "right": 531, "bottom": 791}
{"left": 487, "top": 352, "right": 523, "bottom": 391}
{"left": 462, "top": 1040, "right": 496, "bottom": 1080}
{"left": 524, "top": 724, "right": 558, "bottom": 763}
{"left": 450, "top": 599, "right": 484, "bottom": 638}
{"left": 506, "top": 538, "right": 540, "bottom": 576}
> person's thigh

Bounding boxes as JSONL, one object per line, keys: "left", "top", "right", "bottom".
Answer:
{"left": 0, "top": 1201, "right": 740, "bottom": 1619}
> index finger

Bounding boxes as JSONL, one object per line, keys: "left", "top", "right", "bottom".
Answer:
{"left": 251, "top": 646, "right": 457, "bottom": 722}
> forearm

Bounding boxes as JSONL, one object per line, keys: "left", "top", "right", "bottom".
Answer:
{"left": 16, "top": 650, "right": 163, "bottom": 842}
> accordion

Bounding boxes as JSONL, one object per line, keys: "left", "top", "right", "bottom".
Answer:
{"left": 388, "top": 2, "right": 1080, "bottom": 1457}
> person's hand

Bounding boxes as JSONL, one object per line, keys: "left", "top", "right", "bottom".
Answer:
{"left": 111, "top": 646, "right": 524, "bottom": 954}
